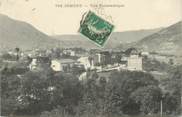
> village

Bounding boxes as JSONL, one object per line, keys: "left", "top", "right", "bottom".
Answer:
{"left": 0, "top": 47, "right": 146, "bottom": 76}
{"left": 1, "top": 47, "right": 177, "bottom": 80}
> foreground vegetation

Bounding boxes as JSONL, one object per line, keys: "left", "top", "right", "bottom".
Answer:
{"left": 1, "top": 63, "right": 181, "bottom": 117}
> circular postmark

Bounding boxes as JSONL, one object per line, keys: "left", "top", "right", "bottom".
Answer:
{"left": 90, "top": 0, "right": 114, "bottom": 24}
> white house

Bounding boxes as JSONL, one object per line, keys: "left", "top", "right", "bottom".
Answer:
{"left": 51, "top": 59, "right": 77, "bottom": 72}
{"left": 127, "top": 55, "right": 142, "bottom": 71}
{"left": 51, "top": 60, "right": 62, "bottom": 71}
{"left": 70, "top": 51, "right": 75, "bottom": 56}
{"left": 141, "top": 52, "right": 149, "bottom": 57}
{"left": 29, "top": 58, "right": 37, "bottom": 70}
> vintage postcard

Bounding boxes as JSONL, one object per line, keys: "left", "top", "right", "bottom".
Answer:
{"left": 0, "top": 0, "right": 181, "bottom": 117}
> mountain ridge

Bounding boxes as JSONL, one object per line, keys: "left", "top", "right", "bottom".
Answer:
{"left": 122, "top": 21, "right": 182, "bottom": 56}
{"left": 52, "top": 28, "right": 161, "bottom": 49}
{"left": 0, "top": 14, "right": 60, "bottom": 50}
{"left": 1, "top": 13, "right": 180, "bottom": 52}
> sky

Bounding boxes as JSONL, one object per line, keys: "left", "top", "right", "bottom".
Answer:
{"left": 0, "top": 0, "right": 181, "bottom": 35}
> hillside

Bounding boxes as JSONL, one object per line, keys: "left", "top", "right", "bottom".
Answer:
{"left": 0, "top": 14, "right": 59, "bottom": 51}
{"left": 53, "top": 28, "right": 161, "bottom": 49}
{"left": 0, "top": 14, "right": 164, "bottom": 50}
{"left": 133, "top": 21, "right": 182, "bottom": 56}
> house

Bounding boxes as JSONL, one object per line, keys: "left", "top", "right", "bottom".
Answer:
{"left": 63, "top": 49, "right": 76, "bottom": 56}
{"left": 78, "top": 51, "right": 112, "bottom": 71}
{"left": 91, "top": 51, "right": 111, "bottom": 66}
{"left": 77, "top": 56, "right": 94, "bottom": 70}
{"left": 141, "top": 51, "right": 149, "bottom": 57}
{"left": 70, "top": 51, "right": 76, "bottom": 56}
{"left": 29, "top": 58, "right": 37, "bottom": 70}
{"left": 127, "top": 54, "right": 142, "bottom": 71}
{"left": 111, "top": 51, "right": 122, "bottom": 64}
{"left": 119, "top": 48, "right": 143, "bottom": 71}
{"left": 125, "top": 48, "right": 142, "bottom": 71}
{"left": 51, "top": 59, "right": 77, "bottom": 72}
{"left": 29, "top": 56, "right": 50, "bottom": 71}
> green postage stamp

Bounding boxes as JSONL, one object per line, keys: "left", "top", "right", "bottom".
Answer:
{"left": 78, "top": 11, "right": 114, "bottom": 47}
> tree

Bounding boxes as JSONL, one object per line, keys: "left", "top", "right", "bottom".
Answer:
{"left": 80, "top": 76, "right": 98, "bottom": 115}
{"left": 15, "top": 47, "right": 20, "bottom": 61}
{"left": 168, "top": 58, "right": 174, "bottom": 65}
{"left": 1, "top": 74, "right": 21, "bottom": 116}
{"left": 18, "top": 70, "right": 82, "bottom": 115}
{"left": 104, "top": 70, "right": 160, "bottom": 115}
{"left": 130, "top": 85, "right": 162, "bottom": 114}
{"left": 19, "top": 71, "right": 51, "bottom": 114}
{"left": 161, "top": 65, "right": 182, "bottom": 115}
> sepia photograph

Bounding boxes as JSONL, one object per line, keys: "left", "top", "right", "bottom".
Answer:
{"left": 0, "top": 0, "right": 181, "bottom": 117}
